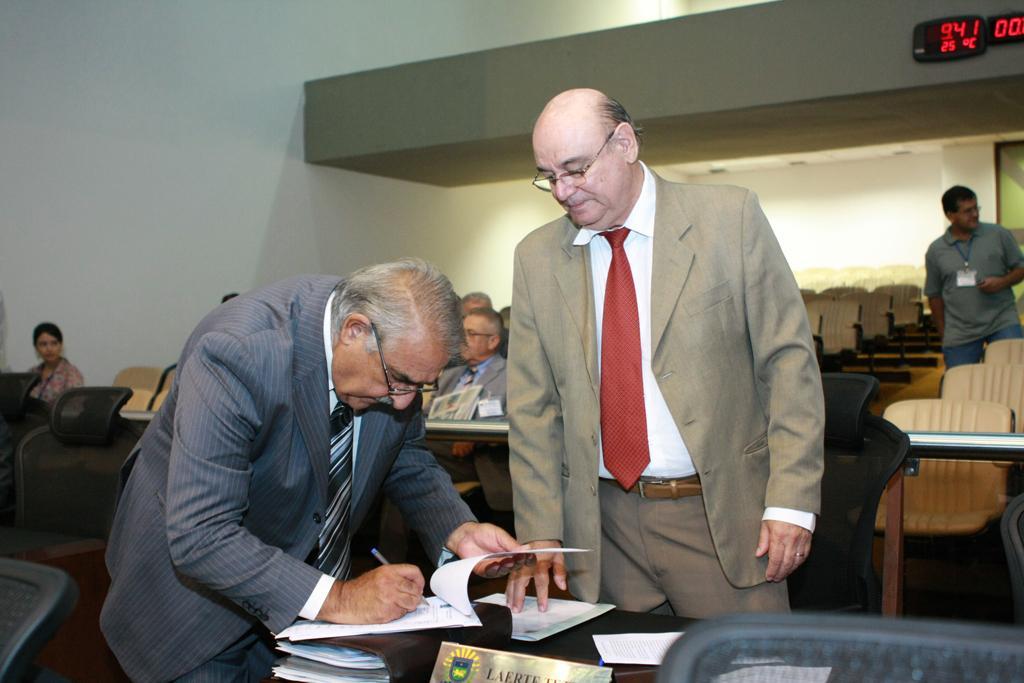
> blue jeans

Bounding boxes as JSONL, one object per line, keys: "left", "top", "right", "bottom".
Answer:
{"left": 942, "top": 324, "right": 1024, "bottom": 369}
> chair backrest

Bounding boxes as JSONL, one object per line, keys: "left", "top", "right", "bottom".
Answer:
{"left": 984, "top": 339, "right": 1024, "bottom": 365}
{"left": 787, "top": 373, "right": 908, "bottom": 613}
{"left": 941, "top": 364, "right": 1024, "bottom": 433}
{"left": 0, "top": 558, "right": 78, "bottom": 683}
{"left": 874, "top": 283, "right": 922, "bottom": 305}
{"left": 805, "top": 299, "right": 861, "bottom": 354}
{"left": 111, "top": 366, "right": 163, "bottom": 393}
{"left": 0, "top": 374, "right": 50, "bottom": 473}
{"left": 657, "top": 612, "right": 1024, "bottom": 682}
{"left": 1003, "top": 493, "right": 1024, "bottom": 624}
{"left": 879, "top": 399, "right": 1012, "bottom": 535}
{"left": 15, "top": 387, "right": 144, "bottom": 539}
{"left": 820, "top": 286, "right": 867, "bottom": 299}
{"left": 842, "top": 291, "right": 893, "bottom": 339}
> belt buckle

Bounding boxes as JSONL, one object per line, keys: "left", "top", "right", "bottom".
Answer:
{"left": 637, "top": 479, "right": 663, "bottom": 498}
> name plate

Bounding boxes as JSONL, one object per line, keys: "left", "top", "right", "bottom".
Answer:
{"left": 430, "top": 642, "right": 612, "bottom": 683}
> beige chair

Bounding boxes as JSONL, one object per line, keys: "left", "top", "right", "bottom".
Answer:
{"left": 983, "top": 339, "right": 1024, "bottom": 365}
{"left": 942, "top": 364, "right": 1024, "bottom": 433}
{"left": 821, "top": 286, "right": 867, "bottom": 299}
{"left": 805, "top": 299, "right": 861, "bottom": 355}
{"left": 875, "top": 284, "right": 922, "bottom": 305}
{"left": 112, "top": 366, "right": 163, "bottom": 393}
{"left": 121, "top": 389, "right": 154, "bottom": 412}
{"left": 878, "top": 399, "right": 1012, "bottom": 535}
{"left": 843, "top": 291, "right": 892, "bottom": 341}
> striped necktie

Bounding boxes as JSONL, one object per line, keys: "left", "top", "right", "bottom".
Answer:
{"left": 318, "top": 400, "right": 354, "bottom": 578}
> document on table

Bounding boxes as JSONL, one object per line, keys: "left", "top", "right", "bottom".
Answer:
{"left": 276, "top": 642, "right": 384, "bottom": 669}
{"left": 592, "top": 632, "right": 685, "bottom": 665}
{"left": 430, "top": 548, "right": 590, "bottom": 616}
{"left": 277, "top": 596, "right": 480, "bottom": 641}
{"left": 474, "top": 593, "right": 615, "bottom": 641}
{"left": 271, "top": 655, "right": 388, "bottom": 682}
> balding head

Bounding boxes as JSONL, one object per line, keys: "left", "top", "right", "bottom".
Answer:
{"left": 532, "top": 89, "right": 644, "bottom": 231}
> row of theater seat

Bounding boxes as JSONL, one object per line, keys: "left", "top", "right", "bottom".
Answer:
{"left": 802, "top": 285, "right": 927, "bottom": 375}
{"left": 793, "top": 264, "right": 926, "bottom": 294}
{"left": 876, "top": 340, "right": 1024, "bottom": 541}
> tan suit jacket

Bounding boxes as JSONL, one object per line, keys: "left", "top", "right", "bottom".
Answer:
{"left": 508, "top": 174, "right": 824, "bottom": 602}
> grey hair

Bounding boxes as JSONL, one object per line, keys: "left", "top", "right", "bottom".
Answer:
{"left": 461, "top": 291, "right": 492, "bottom": 309}
{"left": 600, "top": 95, "right": 644, "bottom": 149}
{"left": 330, "top": 258, "right": 463, "bottom": 363}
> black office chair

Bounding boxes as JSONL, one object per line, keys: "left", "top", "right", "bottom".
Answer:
{"left": 787, "top": 373, "right": 908, "bottom": 612}
{"left": 0, "top": 558, "right": 78, "bottom": 683}
{"left": 0, "top": 375, "right": 48, "bottom": 526}
{"left": 1003, "top": 493, "right": 1024, "bottom": 624}
{"left": 657, "top": 612, "right": 1024, "bottom": 682}
{"left": 0, "top": 373, "right": 49, "bottom": 457}
{"left": 13, "top": 387, "right": 142, "bottom": 540}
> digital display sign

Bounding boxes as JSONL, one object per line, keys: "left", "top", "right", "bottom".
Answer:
{"left": 913, "top": 15, "right": 986, "bottom": 61}
{"left": 989, "top": 12, "right": 1024, "bottom": 45}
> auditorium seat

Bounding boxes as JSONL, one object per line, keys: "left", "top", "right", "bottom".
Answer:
{"left": 983, "top": 339, "right": 1024, "bottom": 365}
{"left": 111, "top": 366, "right": 163, "bottom": 393}
{"left": 941, "top": 364, "right": 1024, "bottom": 433}
{"left": 804, "top": 299, "right": 861, "bottom": 371}
{"left": 877, "top": 399, "right": 1012, "bottom": 536}
{"left": 821, "top": 285, "right": 867, "bottom": 299}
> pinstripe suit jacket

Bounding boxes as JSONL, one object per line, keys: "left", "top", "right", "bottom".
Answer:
{"left": 101, "top": 275, "right": 475, "bottom": 682}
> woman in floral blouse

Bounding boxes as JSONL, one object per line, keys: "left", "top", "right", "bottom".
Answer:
{"left": 28, "top": 322, "right": 84, "bottom": 404}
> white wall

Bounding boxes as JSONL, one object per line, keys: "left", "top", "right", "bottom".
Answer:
{"left": 0, "top": 0, "right": 696, "bottom": 382}
{"left": 0, "top": 1, "right": 1001, "bottom": 382}
{"left": 662, "top": 151, "right": 964, "bottom": 273}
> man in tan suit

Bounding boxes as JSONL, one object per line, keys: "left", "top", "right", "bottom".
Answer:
{"left": 505, "top": 89, "right": 824, "bottom": 617}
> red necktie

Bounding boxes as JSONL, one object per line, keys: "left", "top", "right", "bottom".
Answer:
{"left": 600, "top": 228, "right": 650, "bottom": 490}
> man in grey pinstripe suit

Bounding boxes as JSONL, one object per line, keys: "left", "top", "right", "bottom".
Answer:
{"left": 101, "top": 260, "right": 523, "bottom": 682}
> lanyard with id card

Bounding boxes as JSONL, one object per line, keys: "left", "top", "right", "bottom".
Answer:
{"left": 953, "top": 237, "right": 977, "bottom": 287}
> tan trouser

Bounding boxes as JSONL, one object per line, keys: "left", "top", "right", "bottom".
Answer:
{"left": 598, "top": 479, "right": 789, "bottom": 618}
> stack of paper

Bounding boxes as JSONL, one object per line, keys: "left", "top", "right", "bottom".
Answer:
{"left": 277, "top": 596, "right": 481, "bottom": 642}
{"left": 272, "top": 641, "right": 388, "bottom": 682}
{"left": 474, "top": 593, "right": 615, "bottom": 641}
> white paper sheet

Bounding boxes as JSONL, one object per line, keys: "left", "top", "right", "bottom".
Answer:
{"left": 277, "top": 596, "right": 480, "bottom": 641}
{"left": 474, "top": 593, "right": 615, "bottom": 641}
{"left": 592, "top": 632, "right": 684, "bottom": 665}
{"left": 429, "top": 548, "right": 590, "bottom": 616}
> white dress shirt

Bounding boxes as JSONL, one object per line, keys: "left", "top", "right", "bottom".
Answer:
{"left": 574, "top": 164, "right": 814, "bottom": 532}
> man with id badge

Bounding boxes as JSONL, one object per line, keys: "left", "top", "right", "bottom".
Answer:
{"left": 925, "top": 185, "right": 1024, "bottom": 368}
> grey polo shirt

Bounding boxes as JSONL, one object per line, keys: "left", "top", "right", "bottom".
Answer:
{"left": 924, "top": 222, "right": 1024, "bottom": 347}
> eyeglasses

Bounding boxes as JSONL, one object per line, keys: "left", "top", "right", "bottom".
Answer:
{"left": 532, "top": 129, "right": 616, "bottom": 192}
{"left": 369, "top": 322, "right": 437, "bottom": 396}
{"left": 464, "top": 329, "right": 496, "bottom": 339}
